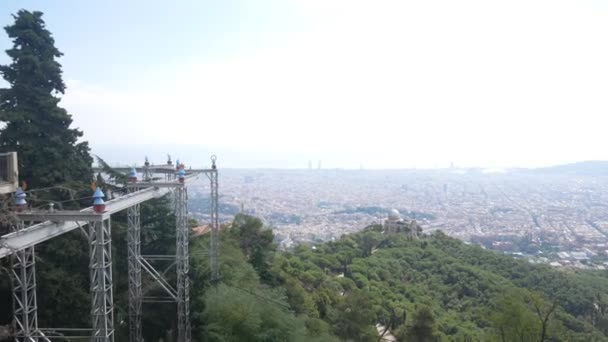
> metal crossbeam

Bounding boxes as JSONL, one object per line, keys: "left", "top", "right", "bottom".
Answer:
{"left": 140, "top": 255, "right": 176, "bottom": 260}
{"left": 126, "top": 182, "right": 184, "bottom": 188}
{"left": 142, "top": 297, "right": 176, "bottom": 303}
{"left": 1, "top": 183, "right": 181, "bottom": 259}
{"left": 138, "top": 257, "right": 177, "bottom": 300}
{"left": 93, "top": 164, "right": 175, "bottom": 173}
{"left": 95, "top": 166, "right": 215, "bottom": 174}
{"left": 17, "top": 211, "right": 106, "bottom": 222}
{"left": 39, "top": 327, "right": 91, "bottom": 340}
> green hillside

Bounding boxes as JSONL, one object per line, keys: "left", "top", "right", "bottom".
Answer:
{"left": 194, "top": 215, "right": 608, "bottom": 341}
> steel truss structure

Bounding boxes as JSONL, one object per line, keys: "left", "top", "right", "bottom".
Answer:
{"left": 1, "top": 157, "right": 219, "bottom": 342}
{"left": 11, "top": 222, "right": 40, "bottom": 342}
{"left": 88, "top": 218, "right": 114, "bottom": 341}
{"left": 207, "top": 161, "right": 219, "bottom": 283}
{"left": 127, "top": 186, "right": 142, "bottom": 342}
{"left": 175, "top": 186, "right": 191, "bottom": 342}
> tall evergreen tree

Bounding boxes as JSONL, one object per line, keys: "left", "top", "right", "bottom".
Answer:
{"left": 401, "top": 306, "right": 438, "bottom": 342}
{"left": 0, "top": 10, "right": 93, "bottom": 330}
{"left": 0, "top": 10, "right": 92, "bottom": 189}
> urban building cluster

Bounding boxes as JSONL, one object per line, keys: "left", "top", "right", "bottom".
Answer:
{"left": 188, "top": 168, "right": 608, "bottom": 269}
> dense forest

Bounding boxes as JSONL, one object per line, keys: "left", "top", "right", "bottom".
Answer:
{"left": 190, "top": 217, "right": 608, "bottom": 341}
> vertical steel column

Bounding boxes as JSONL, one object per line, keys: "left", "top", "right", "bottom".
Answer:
{"left": 175, "top": 186, "right": 191, "bottom": 342}
{"left": 208, "top": 168, "right": 219, "bottom": 283}
{"left": 11, "top": 220, "right": 39, "bottom": 341}
{"left": 127, "top": 190, "right": 142, "bottom": 342}
{"left": 143, "top": 160, "right": 152, "bottom": 182}
{"left": 88, "top": 219, "right": 114, "bottom": 342}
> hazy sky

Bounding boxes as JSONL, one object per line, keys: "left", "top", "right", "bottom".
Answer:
{"left": 0, "top": 0, "right": 607, "bottom": 168}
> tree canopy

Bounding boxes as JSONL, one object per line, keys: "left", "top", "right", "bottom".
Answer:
{"left": 0, "top": 10, "right": 92, "bottom": 189}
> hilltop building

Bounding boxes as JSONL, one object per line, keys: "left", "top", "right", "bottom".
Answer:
{"left": 384, "top": 208, "right": 420, "bottom": 238}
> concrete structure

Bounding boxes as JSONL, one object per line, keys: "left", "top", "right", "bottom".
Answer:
{"left": 0, "top": 152, "right": 18, "bottom": 194}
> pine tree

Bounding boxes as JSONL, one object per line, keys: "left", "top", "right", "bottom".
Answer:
{"left": 0, "top": 10, "right": 93, "bottom": 330}
{"left": 0, "top": 10, "right": 92, "bottom": 189}
{"left": 402, "top": 306, "right": 438, "bottom": 342}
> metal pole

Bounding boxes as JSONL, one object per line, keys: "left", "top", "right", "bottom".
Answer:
{"left": 88, "top": 219, "right": 114, "bottom": 342}
{"left": 175, "top": 186, "right": 191, "bottom": 342}
{"left": 11, "top": 220, "right": 39, "bottom": 342}
{"left": 127, "top": 186, "right": 142, "bottom": 342}
{"left": 143, "top": 158, "right": 152, "bottom": 182}
{"left": 208, "top": 156, "right": 219, "bottom": 283}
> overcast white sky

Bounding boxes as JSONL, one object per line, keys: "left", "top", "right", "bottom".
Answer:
{"left": 2, "top": 0, "right": 608, "bottom": 168}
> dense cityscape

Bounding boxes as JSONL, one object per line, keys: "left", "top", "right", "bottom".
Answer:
{"left": 189, "top": 166, "right": 608, "bottom": 270}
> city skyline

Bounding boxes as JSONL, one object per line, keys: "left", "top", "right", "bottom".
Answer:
{"left": 188, "top": 167, "right": 608, "bottom": 269}
{"left": 93, "top": 143, "right": 608, "bottom": 170}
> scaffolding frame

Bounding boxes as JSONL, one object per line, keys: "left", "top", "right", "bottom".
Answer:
{"left": 2, "top": 156, "right": 220, "bottom": 342}
{"left": 175, "top": 186, "right": 191, "bottom": 342}
{"left": 11, "top": 223, "right": 39, "bottom": 342}
{"left": 127, "top": 188, "right": 142, "bottom": 342}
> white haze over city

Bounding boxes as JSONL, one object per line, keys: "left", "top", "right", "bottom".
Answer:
{"left": 57, "top": 0, "right": 608, "bottom": 169}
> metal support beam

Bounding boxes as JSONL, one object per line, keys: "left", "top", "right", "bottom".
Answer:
{"left": 11, "top": 221, "right": 39, "bottom": 342}
{"left": 1, "top": 186, "right": 173, "bottom": 259}
{"left": 127, "top": 186, "right": 143, "bottom": 342}
{"left": 138, "top": 258, "right": 177, "bottom": 300}
{"left": 17, "top": 211, "right": 106, "bottom": 223}
{"left": 93, "top": 164, "right": 175, "bottom": 174}
{"left": 175, "top": 186, "right": 191, "bottom": 342}
{"left": 93, "top": 166, "right": 214, "bottom": 175}
{"left": 207, "top": 168, "right": 219, "bottom": 283}
{"left": 126, "top": 181, "right": 189, "bottom": 189}
{"left": 88, "top": 219, "right": 114, "bottom": 342}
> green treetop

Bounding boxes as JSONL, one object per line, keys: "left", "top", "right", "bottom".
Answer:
{"left": 0, "top": 10, "right": 92, "bottom": 189}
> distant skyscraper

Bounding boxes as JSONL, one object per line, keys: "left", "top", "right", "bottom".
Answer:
{"left": 318, "top": 160, "right": 321, "bottom": 170}
{"left": 308, "top": 160, "right": 312, "bottom": 169}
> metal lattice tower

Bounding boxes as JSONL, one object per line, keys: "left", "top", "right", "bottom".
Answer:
{"left": 88, "top": 218, "right": 115, "bottom": 342}
{"left": 175, "top": 186, "right": 191, "bottom": 342}
{"left": 208, "top": 156, "right": 219, "bottom": 282}
{"left": 127, "top": 184, "right": 142, "bottom": 342}
{"left": 11, "top": 221, "right": 40, "bottom": 342}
